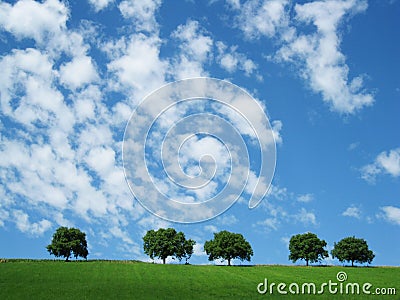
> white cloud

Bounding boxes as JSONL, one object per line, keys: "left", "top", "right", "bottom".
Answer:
{"left": 111, "top": 102, "right": 133, "bottom": 125}
{"left": 0, "top": 0, "right": 68, "bottom": 43}
{"left": 0, "top": 49, "right": 107, "bottom": 216}
{"left": 348, "top": 142, "right": 359, "bottom": 151}
{"left": 360, "top": 164, "right": 381, "bottom": 183}
{"left": 297, "top": 193, "right": 313, "bottom": 203}
{"left": 86, "top": 147, "right": 116, "bottom": 175}
{"left": 59, "top": 56, "right": 99, "bottom": 89}
{"left": 53, "top": 212, "right": 74, "bottom": 227}
{"left": 119, "top": 0, "right": 161, "bottom": 32}
{"left": 231, "top": 0, "right": 374, "bottom": 114}
{"left": 107, "top": 33, "right": 166, "bottom": 96}
{"left": 295, "top": 208, "right": 317, "bottom": 225}
{"left": 376, "top": 149, "right": 400, "bottom": 177}
{"left": 217, "top": 214, "right": 238, "bottom": 226}
{"left": 88, "top": 0, "right": 113, "bottom": 12}
{"left": 172, "top": 56, "right": 206, "bottom": 79}
{"left": 220, "top": 53, "right": 239, "bottom": 72}
{"left": 216, "top": 42, "right": 259, "bottom": 77}
{"left": 0, "top": 203, "right": 9, "bottom": 228}
{"left": 256, "top": 217, "right": 279, "bottom": 231}
{"left": 275, "top": 0, "right": 373, "bottom": 114}
{"left": 73, "top": 87, "right": 98, "bottom": 122}
{"left": 266, "top": 184, "right": 288, "bottom": 200}
{"left": 0, "top": 0, "right": 96, "bottom": 68}
{"left": 171, "top": 20, "right": 213, "bottom": 79}
{"left": 0, "top": 48, "right": 67, "bottom": 124}
{"left": 280, "top": 236, "right": 290, "bottom": 248}
{"left": 342, "top": 205, "right": 361, "bottom": 219}
{"left": 235, "top": 0, "right": 289, "bottom": 39}
{"left": 116, "top": 242, "right": 142, "bottom": 258}
{"left": 172, "top": 20, "right": 213, "bottom": 62}
{"left": 13, "top": 210, "right": 52, "bottom": 236}
{"left": 137, "top": 215, "right": 171, "bottom": 234}
{"left": 379, "top": 206, "right": 400, "bottom": 225}
{"left": 254, "top": 198, "right": 290, "bottom": 231}
{"left": 361, "top": 148, "right": 400, "bottom": 183}
{"left": 226, "top": 0, "right": 241, "bottom": 10}
{"left": 256, "top": 192, "right": 320, "bottom": 231}
{"left": 204, "top": 225, "right": 218, "bottom": 233}
{"left": 109, "top": 226, "right": 134, "bottom": 245}
{"left": 271, "top": 120, "right": 283, "bottom": 145}
{"left": 193, "top": 242, "right": 207, "bottom": 256}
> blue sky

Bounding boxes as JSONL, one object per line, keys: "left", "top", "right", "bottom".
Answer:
{"left": 0, "top": 0, "right": 399, "bottom": 266}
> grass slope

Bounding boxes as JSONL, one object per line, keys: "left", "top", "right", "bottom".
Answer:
{"left": 0, "top": 260, "right": 398, "bottom": 299}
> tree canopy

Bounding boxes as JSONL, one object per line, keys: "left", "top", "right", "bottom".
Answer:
{"left": 289, "top": 232, "right": 328, "bottom": 266}
{"left": 175, "top": 232, "right": 196, "bottom": 264}
{"left": 46, "top": 227, "right": 88, "bottom": 261}
{"left": 204, "top": 230, "right": 253, "bottom": 266}
{"left": 331, "top": 236, "right": 375, "bottom": 266}
{"left": 143, "top": 228, "right": 195, "bottom": 264}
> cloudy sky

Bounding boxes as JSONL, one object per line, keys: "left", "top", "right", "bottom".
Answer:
{"left": 0, "top": 0, "right": 399, "bottom": 266}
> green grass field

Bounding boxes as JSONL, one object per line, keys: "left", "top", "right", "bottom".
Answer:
{"left": 0, "top": 260, "right": 398, "bottom": 299}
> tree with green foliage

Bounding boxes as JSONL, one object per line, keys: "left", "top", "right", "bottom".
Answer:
{"left": 183, "top": 239, "right": 196, "bottom": 264}
{"left": 46, "top": 227, "right": 88, "bottom": 261}
{"left": 143, "top": 228, "right": 195, "bottom": 264}
{"left": 289, "top": 232, "right": 328, "bottom": 266}
{"left": 204, "top": 230, "right": 253, "bottom": 266}
{"left": 331, "top": 236, "right": 375, "bottom": 267}
{"left": 175, "top": 232, "right": 196, "bottom": 264}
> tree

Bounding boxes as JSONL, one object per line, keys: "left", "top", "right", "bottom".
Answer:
{"left": 289, "top": 232, "right": 328, "bottom": 266}
{"left": 204, "top": 230, "right": 253, "bottom": 266}
{"left": 46, "top": 227, "right": 88, "bottom": 261}
{"left": 331, "top": 236, "right": 375, "bottom": 267}
{"left": 175, "top": 232, "right": 196, "bottom": 264}
{"left": 183, "top": 239, "right": 196, "bottom": 264}
{"left": 143, "top": 228, "right": 195, "bottom": 264}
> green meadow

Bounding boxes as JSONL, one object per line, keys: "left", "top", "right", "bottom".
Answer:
{"left": 0, "top": 260, "right": 398, "bottom": 299}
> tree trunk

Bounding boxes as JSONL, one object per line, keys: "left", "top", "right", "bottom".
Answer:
{"left": 163, "top": 257, "right": 166, "bottom": 264}
{"left": 306, "top": 259, "right": 309, "bottom": 266}
{"left": 65, "top": 255, "right": 70, "bottom": 262}
{"left": 351, "top": 260, "right": 354, "bottom": 267}
{"left": 228, "top": 259, "right": 231, "bottom": 266}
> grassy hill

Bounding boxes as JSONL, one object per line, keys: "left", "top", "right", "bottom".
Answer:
{"left": 0, "top": 260, "right": 398, "bottom": 299}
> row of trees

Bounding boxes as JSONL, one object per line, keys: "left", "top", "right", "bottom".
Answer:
{"left": 289, "top": 232, "right": 375, "bottom": 266}
{"left": 143, "top": 229, "right": 253, "bottom": 265}
{"left": 46, "top": 227, "right": 254, "bottom": 265}
{"left": 143, "top": 229, "right": 374, "bottom": 266}
{"left": 46, "top": 227, "right": 374, "bottom": 267}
